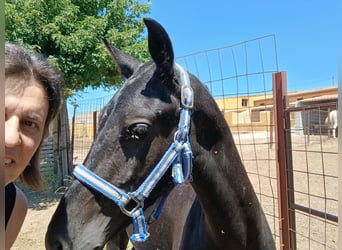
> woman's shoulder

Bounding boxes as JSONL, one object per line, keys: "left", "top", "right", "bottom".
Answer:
{"left": 7, "top": 184, "right": 28, "bottom": 222}
{"left": 14, "top": 186, "right": 28, "bottom": 213}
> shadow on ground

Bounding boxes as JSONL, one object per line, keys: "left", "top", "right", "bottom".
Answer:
{"left": 15, "top": 182, "right": 63, "bottom": 211}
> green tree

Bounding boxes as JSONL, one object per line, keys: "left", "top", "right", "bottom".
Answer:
{"left": 5, "top": 0, "right": 151, "bottom": 185}
{"left": 5, "top": 0, "right": 151, "bottom": 95}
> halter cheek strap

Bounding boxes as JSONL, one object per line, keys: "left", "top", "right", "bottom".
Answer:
{"left": 73, "top": 63, "right": 193, "bottom": 243}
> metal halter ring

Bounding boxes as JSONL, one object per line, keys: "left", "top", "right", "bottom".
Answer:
{"left": 120, "top": 195, "right": 144, "bottom": 217}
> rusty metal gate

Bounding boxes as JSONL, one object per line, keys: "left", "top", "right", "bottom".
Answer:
{"left": 273, "top": 72, "right": 338, "bottom": 250}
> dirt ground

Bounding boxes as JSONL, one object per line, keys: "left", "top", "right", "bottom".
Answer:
{"left": 11, "top": 186, "right": 61, "bottom": 250}
{"left": 11, "top": 133, "right": 338, "bottom": 250}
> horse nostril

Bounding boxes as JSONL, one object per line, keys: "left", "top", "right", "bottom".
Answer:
{"left": 56, "top": 241, "right": 63, "bottom": 250}
{"left": 46, "top": 241, "right": 62, "bottom": 250}
{"left": 45, "top": 235, "right": 64, "bottom": 250}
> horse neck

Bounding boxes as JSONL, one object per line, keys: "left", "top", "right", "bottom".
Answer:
{"left": 188, "top": 86, "right": 270, "bottom": 248}
{"left": 190, "top": 108, "right": 255, "bottom": 214}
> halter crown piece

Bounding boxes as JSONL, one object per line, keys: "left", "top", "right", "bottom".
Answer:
{"left": 73, "top": 63, "right": 194, "bottom": 243}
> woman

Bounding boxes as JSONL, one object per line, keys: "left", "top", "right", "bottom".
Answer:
{"left": 5, "top": 42, "right": 63, "bottom": 249}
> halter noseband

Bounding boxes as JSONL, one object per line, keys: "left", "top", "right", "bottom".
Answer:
{"left": 73, "top": 63, "right": 194, "bottom": 242}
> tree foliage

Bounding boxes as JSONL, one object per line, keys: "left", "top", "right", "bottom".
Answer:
{"left": 5, "top": 0, "right": 151, "bottom": 96}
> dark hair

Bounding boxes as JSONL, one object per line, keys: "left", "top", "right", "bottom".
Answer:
{"left": 5, "top": 42, "right": 64, "bottom": 190}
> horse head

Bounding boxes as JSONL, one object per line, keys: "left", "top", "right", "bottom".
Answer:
{"left": 46, "top": 18, "right": 275, "bottom": 250}
{"left": 46, "top": 17, "right": 206, "bottom": 249}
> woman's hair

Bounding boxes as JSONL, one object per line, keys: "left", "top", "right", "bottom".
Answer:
{"left": 5, "top": 42, "right": 64, "bottom": 190}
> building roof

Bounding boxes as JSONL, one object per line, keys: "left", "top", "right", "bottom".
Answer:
{"left": 288, "top": 86, "right": 338, "bottom": 97}
{"left": 296, "top": 94, "right": 338, "bottom": 104}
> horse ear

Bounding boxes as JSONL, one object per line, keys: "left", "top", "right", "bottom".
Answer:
{"left": 144, "top": 18, "right": 174, "bottom": 77}
{"left": 102, "top": 38, "right": 142, "bottom": 78}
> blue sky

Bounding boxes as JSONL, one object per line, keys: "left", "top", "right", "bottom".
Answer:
{"left": 149, "top": 0, "right": 340, "bottom": 91}
{"left": 71, "top": 1, "right": 341, "bottom": 111}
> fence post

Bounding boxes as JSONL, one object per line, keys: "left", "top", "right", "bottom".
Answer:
{"left": 71, "top": 114, "right": 75, "bottom": 163}
{"left": 93, "top": 111, "right": 97, "bottom": 140}
{"left": 273, "top": 72, "right": 292, "bottom": 250}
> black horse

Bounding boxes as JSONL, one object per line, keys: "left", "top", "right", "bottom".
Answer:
{"left": 46, "top": 18, "right": 275, "bottom": 250}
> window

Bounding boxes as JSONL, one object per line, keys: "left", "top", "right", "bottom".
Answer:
{"left": 241, "top": 98, "right": 248, "bottom": 107}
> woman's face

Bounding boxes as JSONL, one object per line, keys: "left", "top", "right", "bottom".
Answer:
{"left": 5, "top": 77, "right": 49, "bottom": 185}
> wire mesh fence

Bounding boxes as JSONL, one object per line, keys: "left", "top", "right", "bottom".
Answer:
{"left": 285, "top": 104, "right": 338, "bottom": 249}
{"left": 69, "top": 95, "right": 112, "bottom": 164}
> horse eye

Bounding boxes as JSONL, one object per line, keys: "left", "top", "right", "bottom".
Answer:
{"left": 128, "top": 123, "right": 150, "bottom": 139}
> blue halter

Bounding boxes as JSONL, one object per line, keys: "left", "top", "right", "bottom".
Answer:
{"left": 73, "top": 63, "right": 194, "bottom": 243}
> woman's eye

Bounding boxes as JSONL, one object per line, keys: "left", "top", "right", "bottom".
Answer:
{"left": 127, "top": 123, "right": 150, "bottom": 139}
{"left": 22, "top": 120, "right": 37, "bottom": 128}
